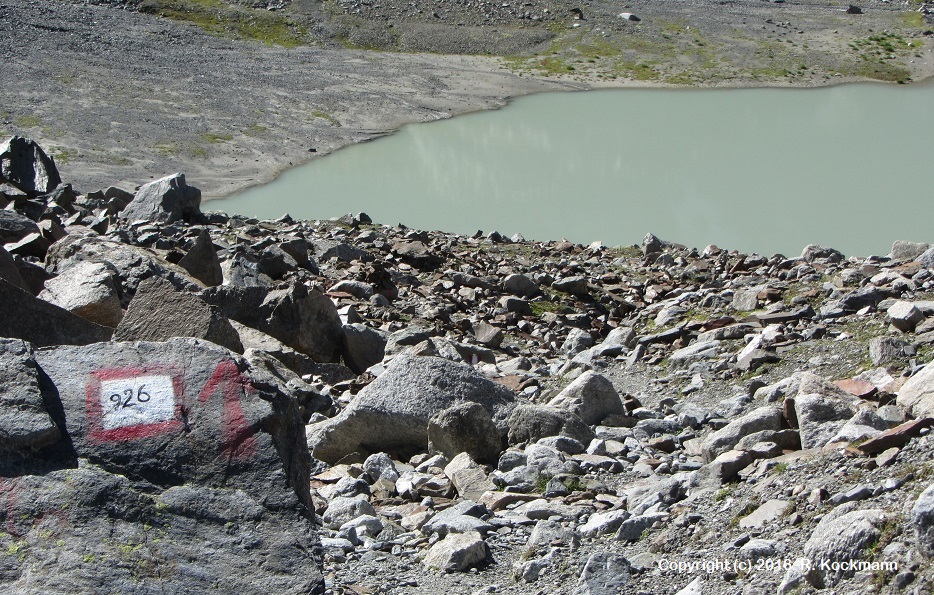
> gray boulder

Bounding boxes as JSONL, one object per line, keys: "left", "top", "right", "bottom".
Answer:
{"left": 794, "top": 393, "right": 858, "bottom": 449}
{"left": 897, "top": 362, "right": 934, "bottom": 419}
{"left": 0, "top": 339, "right": 60, "bottom": 456}
{"left": 423, "top": 531, "right": 488, "bottom": 572}
{"left": 507, "top": 404, "right": 595, "bottom": 446}
{"left": 0, "top": 135, "right": 60, "bottom": 194}
{"left": 341, "top": 322, "right": 387, "bottom": 374}
{"left": 701, "top": 406, "right": 783, "bottom": 463}
{"left": 38, "top": 260, "right": 124, "bottom": 328}
{"left": 0, "top": 277, "right": 113, "bottom": 346}
{"left": 891, "top": 240, "right": 931, "bottom": 261}
{"left": 547, "top": 371, "right": 625, "bottom": 425}
{"left": 428, "top": 402, "right": 502, "bottom": 464}
{"left": 308, "top": 355, "right": 516, "bottom": 463}
{"left": 575, "top": 552, "right": 631, "bottom": 595}
{"left": 802, "top": 506, "right": 888, "bottom": 586}
{"left": 178, "top": 228, "right": 223, "bottom": 286}
{"left": 120, "top": 172, "right": 202, "bottom": 224}
{"left": 503, "top": 273, "right": 539, "bottom": 297}
{"left": 34, "top": 337, "right": 312, "bottom": 512}
{"left": 203, "top": 282, "right": 343, "bottom": 363}
{"left": 0, "top": 210, "right": 40, "bottom": 244}
{"left": 114, "top": 276, "right": 243, "bottom": 353}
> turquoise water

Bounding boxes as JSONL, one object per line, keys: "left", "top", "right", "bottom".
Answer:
{"left": 222, "top": 82, "right": 934, "bottom": 257}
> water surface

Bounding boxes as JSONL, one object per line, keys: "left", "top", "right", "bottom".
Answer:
{"left": 223, "top": 82, "right": 934, "bottom": 257}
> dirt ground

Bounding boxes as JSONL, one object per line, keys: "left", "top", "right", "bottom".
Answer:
{"left": 2, "top": 0, "right": 933, "bottom": 199}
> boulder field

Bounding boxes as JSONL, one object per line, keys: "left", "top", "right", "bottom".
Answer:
{"left": 3, "top": 136, "right": 934, "bottom": 593}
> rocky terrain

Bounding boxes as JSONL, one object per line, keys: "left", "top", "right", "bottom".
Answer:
{"left": 5, "top": 136, "right": 934, "bottom": 594}
{"left": 2, "top": 0, "right": 934, "bottom": 200}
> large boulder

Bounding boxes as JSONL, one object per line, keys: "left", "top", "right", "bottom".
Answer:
{"left": 547, "top": 371, "right": 625, "bottom": 425}
{"left": 0, "top": 277, "right": 113, "bottom": 346}
{"left": 45, "top": 228, "right": 202, "bottom": 303}
{"left": 0, "top": 210, "right": 40, "bottom": 244}
{"left": 113, "top": 276, "right": 243, "bottom": 353}
{"left": 308, "top": 355, "right": 516, "bottom": 463}
{"left": 38, "top": 260, "right": 124, "bottom": 327}
{"left": 0, "top": 135, "right": 60, "bottom": 194}
{"left": 911, "top": 483, "right": 934, "bottom": 557}
{"left": 428, "top": 402, "right": 503, "bottom": 464}
{"left": 120, "top": 172, "right": 203, "bottom": 224}
{"left": 800, "top": 506, "right": 888, "bottom": 586}
{"left": 33, "top": 338, "right": 312, "bottom": 512}
{"left": 202, "top": 282, "right": 343, "bottom": 363}
{"left": 341, "top": 322, "right": 387, "bottom": 374}
{"left": 507, "top": 404, "right": 595, "bottom": 446}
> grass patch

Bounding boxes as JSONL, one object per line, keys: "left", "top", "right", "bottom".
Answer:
{"left": 201, "top": 131, "right": 233, "bottom": 144}
{"left": 13, "top": 114, "right": 41, "bottom": 128}
{"left": 49, "top": 146, "right": 78, "bottom": 165}
{"left": 309, "top": 110, "right": 340, "bottom": 126}
{"left": 530, "top": 299, "right": 565, "bottom": 316}
{"left": 138, "top": 0, "right": 307, "bottom": 47}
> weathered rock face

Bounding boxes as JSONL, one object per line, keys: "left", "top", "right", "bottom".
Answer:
{"left": 0, "top": 339, "right": 60, "bottom": 455}
{"left": 547, "top": 371, "right": 625, "bottom": 425}
{"left": 33, "top": 338, "right": 311, "bottom": 509}
{"left": 0, "top": 135, "right": 61, "bottom": 194}
{"left": 428, "top": 402, "right": 503, "bottom": 464}
{"left": 114, "top": 276, "right": 243, "bottom": 353}
{"left": 308, "top": 355, "right": 516, "bottom": 463}
{"left": 507, "top": 404, "right": 595, "bottom": 446}
{"left": 202, "top": 282, "right": 343, "bottom": 363}
{"left": 38, "top": 260, "right": 124, "bottom": 327}
{"left": 0, "top": 277, "right": 114, "bottom": 346}
{"left": 120, "top": 172, "right": 203, "bottom": 224}
{"left": 897, "top": 361, "right": 934, "bottom": 419}
{"left": 0, "top": 337, "right": 322, "bottom": 592}
{"left": 178, "top": 227, "right": 223, "bottom": 286}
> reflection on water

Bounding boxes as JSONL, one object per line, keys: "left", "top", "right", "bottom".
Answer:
{"left": 223, "top": 82, "right": 934, "bottom": 257}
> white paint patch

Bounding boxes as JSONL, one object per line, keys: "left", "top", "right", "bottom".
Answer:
{"left": 99, "top": 375, "right": 176, "bottom": 430}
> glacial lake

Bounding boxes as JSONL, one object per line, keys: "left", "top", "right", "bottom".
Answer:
{"left": 222, "top": 81, "right": 934, "bottom": 258}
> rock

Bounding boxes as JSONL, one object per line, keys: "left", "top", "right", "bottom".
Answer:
{"left": 575, "top": 552, "right": 631, "bottom": 594}
{"left": 503, "top": 273, "right": 539, "bottom": 297}
{"left": 33, "top": 338, "right": 313, "bottom": 513}
{"left": 309, "top": 355, "right": 516, "bottom": 463}
{"left": 0, "top": 209, "right": 40, "bottom": 244}
{"left": 0, "top": 245, "right": 28, "bottom": 291}
{"left": 0, "top": 339, "right": 60, "bottom": 459}
{"left": 800, "top": 244, "right": 844, "bottom": 263}
{"left": 869, "top": 336, "right": 909, "bottom": 366}
{"left": 794, "top": 393, "right": 857, "bottom": 449}
{"left": 527, "top": 519, "right": 580, "bottom": 550}
{"left": 38, "top": 260, "right": 124, "bottom": 327}
{"left": 855, "top": 418, "right": 934, "bottom": 455}
{"left": 507, "top": 404, "right": 595, "bottom": 446}
{"left": 579, "top": 509, "right": 631, "bottom": 538}
{"left": 693, "top": 449, "right": 753, "bottom": 487}
{"left": 341, "top": 323, "right": 387, "bottom": 374}
{"left": 561, "top": 328, "right": 594, "bottom": 355}
{"left": 642, "top": 233, "right": 664, "bottom": 256}
{"left": 120, "top": 172, "right": 203, "bottom": 223}
{"left": 802, "top": 507, "right": 887, "bottom": 586}
{"left": 701, "top": 406, "right": 783, "bottom": 463}
{"left": 428, "top": 402, "right": 502, "bottom": 464}
{"left": 738, "top": 499, "right": 792, "bottom": 530}
{"left": 322, "top": 495, "right": 378, "bottom": 529}
{"left": 114, "top": 276, "right": 243, "bottom": 353}
{"left": 472, "top": 320, "right": 504, "bottom": 347}
{"left": 444, "top": 453, "right": 497, "bottom": 501}
{"left": 0, "top": 135, "right": 61, "bottom": 194}
{"left": 897, "top": 362, "right": 934, "bottom": 419}
{"left": 385, "top": 326, "right": 432, "bottom": 356}
{"left": 362, "top": 452, "right": 400, "bottom": 483}
{"left": 178, "top": 228, "right": 223, "bottom": 286}
{"left": 910, "top": 483, "right": 934, "bottom": 557}
{"left": 547, "top": 371, "right": 625, "bottom": 425}
{"left": 202, "top": 282, "right": 343, "bottom": 363}
{"left": 423, "top": 531, "right": 488, "bottom": 572}
{"left": 891, "top": 240, "right": 930, "bottom": 260}
{"left": 888, "top": 301, "right": 925, "bottom": 332}
{"left": 616, "top": 512, "right": 667, "bottom": 542}
{"left": 0, "top": 277, "right": 114, "bottom": 346}
{"left": 422, "top": 501, "right": 492, "bottom": 538}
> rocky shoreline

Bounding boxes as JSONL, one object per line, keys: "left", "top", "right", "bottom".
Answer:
{"left": 3, "top": 0, "right": 934, "bottom": 201}
{"left": 4, "top": 137, "right": 934, "bottom": 594}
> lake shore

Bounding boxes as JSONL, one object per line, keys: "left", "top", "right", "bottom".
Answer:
{"left": 2, "top": 0, "right": 933, "bottom": 201}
